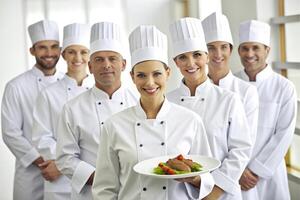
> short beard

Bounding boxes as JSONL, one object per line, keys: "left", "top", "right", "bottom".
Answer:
{"left": 35, "top": 56, "right": 59, "bottom": 70}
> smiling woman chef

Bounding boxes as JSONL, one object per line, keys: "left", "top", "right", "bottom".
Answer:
{"left": 92, "top": 25, "right": 215, "bottom": 200}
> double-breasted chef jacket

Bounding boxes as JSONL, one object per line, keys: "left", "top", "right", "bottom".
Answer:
{"left": 217, "top": 71, "right": 259, "bottom": 145}
{"left": 236, "top": 65, "right": 297, "bottom": 200}
{"left": 1, "top": 66, "right": 64, "bottom": 200}
{"left": 56, "top": 85, "right": 139, "bottom": 200}
{"left": 92, "top": 99, "right": 215, "bottom": 200}
{"left": 32, "top": 74, "right": 94, "bottom": 198}
{"left": 167, "top": 78, "right": 252, "bottom": 200}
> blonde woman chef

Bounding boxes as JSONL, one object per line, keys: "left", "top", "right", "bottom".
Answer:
{"left": 92, "top": 25, "right": 214, "bottom": 200}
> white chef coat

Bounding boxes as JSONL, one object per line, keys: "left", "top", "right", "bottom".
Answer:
{"left": 218, "top": 71, "right": 259, "bottom": 145}
{"left": 236, "top": 65, "right": 297, "bottom": 200}
{"left": 167, "top": 79, "right": 252, "bottom": 200}
{"left": 56, "top": 85, "right": 139, "bottom": 200}
{"left": 92, "top": 99, "right": 215, "bottom": 200}
{"left": 1, "top": 66, "right": 63, "bottom": 200}
{"left": 32, "top": 74, "right": 94, "bottom": 199}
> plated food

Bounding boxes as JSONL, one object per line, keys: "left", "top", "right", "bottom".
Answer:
{"left": 153, "top": 154, "right": 202, "bottom": 175}
{"left": 133, "top": 154, "right": 220, "bottom": 179}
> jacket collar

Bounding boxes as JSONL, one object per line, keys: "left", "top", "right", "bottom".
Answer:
{"left": 179, "top": 78, "right": 211, "bottom": 98}
{"left": 63, "top": 74, "right": 93, "bottom": 88}
{"left": 239, "top": 64, "right": 273, "bottom": 86}
{"left": 134, "top": 98, "right": 171, "bottom": 120}
{"left": 91, "top": 84, "right": 125, "bottom": 101}
{"left": 219, "top": 71, "right": 233, "bottom": 88}
{"left": 31, "top": 65, "right": 63, "bottom": 81}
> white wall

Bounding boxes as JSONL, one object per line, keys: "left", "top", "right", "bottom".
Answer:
{"left": 0, "top": 0, "right": 27, "bottom": 199}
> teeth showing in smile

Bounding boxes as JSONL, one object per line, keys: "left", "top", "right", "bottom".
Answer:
{"left": 213, "top": 59, "right": 223, "bottom": 63}
{"left": 245, "top": 58, "right": 256, "bottom": 63}
{"left": 44, "top": 58, "right": 54, "bottom": 61}
{"left": 145, "top": 88, "right": 157, "bottom": 94}
{"left": 73, "top": 62, "right": 82, "bottom": 66}
{"left": 187, "top": 68, "right": 197, "bottom": 73}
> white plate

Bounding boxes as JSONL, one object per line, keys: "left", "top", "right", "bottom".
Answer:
{"left": 133, "top": 155, "right": 220, "bottom": 179}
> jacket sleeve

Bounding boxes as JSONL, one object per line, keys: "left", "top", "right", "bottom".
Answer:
{"left": 56, "top": 104, "right": 94, "bottom": 194}
{"left": 248, "top": 84, "right": 297, "bottom": 178}
{"left": 185, "top": 116, "right": 214, "bottom": 199}
{"left": 1, "top": 83, "right": 40, "bottom": 167}
{"left": 212, "top": 95, "right": 252, "bottom": 196}
{"left": 32, "top": 91, "right": 56, "bottom": 160}
{"left": 92, "top": 123, "right": 120, "bottom": 199}
{"left": 244, "top": 86, "right": 259, "bottom": 145}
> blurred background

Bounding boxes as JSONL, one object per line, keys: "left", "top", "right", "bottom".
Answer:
{"left": 0, "top": 0, "right": 299, "bottom": 199}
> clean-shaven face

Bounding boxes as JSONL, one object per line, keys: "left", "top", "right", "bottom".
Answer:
{"left": 207, "top": 41, "right": 232, "bottom": 69}
{"left": 63, "top": 45, "right": 89, "bottom": 74}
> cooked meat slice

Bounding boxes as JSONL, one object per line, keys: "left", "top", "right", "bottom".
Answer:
{"left": 166, "top": 158, "right": 191, "bottom": 172}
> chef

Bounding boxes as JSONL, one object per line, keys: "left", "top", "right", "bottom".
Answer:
{"left": 236, "top": 20, "right": 297, "bottom": 200}
{"left": 167, "top": 17, "right": 252, "bottom": 199}
{"left": 55, "top": 21, "right": 139, "bottom": 200}
{"left": 202, "top": 12, "right": 259, "bottom": 145}
{"left": 92, "top": 24, "right": 214, "bottom": 200}
{"left": 1, "top": 20, "right": 63, "bottom": 200}
{"left": 32, "top": 23, "right": 93, "bottom": 199}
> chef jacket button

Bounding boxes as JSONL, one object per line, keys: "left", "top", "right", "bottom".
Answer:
{"left": 143, "top": 187, "right": 147, "bottom": 191}
{"left": 139, "top": 144, "right": 143, "bottom": 147}
{"left": 181, "top": 98, "right": 184, "bottom": 102}
{"left": 86, "top": 87, "right": 89, "bottom": 90}
{"left": 137, "top": 123, "right": 140, "bottom": 126}
{"left": 161, "top": 142, "right": 165, "bottom": 146}
{"left": 38, "top": 78, "right": 42, "bottom": 82}
{"left": 98, "top": 102, "right": 101, "bottom": 105}
{"left": 120, "top": 102, "right": 123, "bottom": 105}
{"left": 201, "top": 98, "right": 205, "bottom": 101}
{"left": 57, "top": 78, "right": 60, "bottom": 81}
{"left": 160, "top": 121, "right": 164, "bottom": 125}
{"left": 162, "top": 186, "right": 166, "bottom": 190}
{"left": 101, "top": 122, "right": 104, "bottom": 125}
{"left": 68, "top": 88, "right": 71, "bottom": 91}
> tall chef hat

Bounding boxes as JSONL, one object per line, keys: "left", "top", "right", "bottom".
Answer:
{"left": 202, "top": 12, "right": 233, "bottom": 45}
{"left": 169, "top": 17, "right": 207, "bottom": 58}
{"left": 239, "top": 20, "right": 271, "bottom": 47}
{"left": 129, "top": 25, "right": 168, "bottom": 67}
{"left": 90, "top": 22, "right": 124, "bottom": 56}
{"left": 62, "top": 23, "right": 90, "bottom": 52}
{"left": 28, "top": 20, "right": 59, "bottom": 46}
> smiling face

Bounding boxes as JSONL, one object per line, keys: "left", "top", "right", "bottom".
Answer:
{"left": 174, "top": 50, "right": 208, "bottom": 86}
{"left": 88, "top": 51, "right": 126, "bottom": 91}
{"left": 131, "top": 60, "right": 170, "bottom": 103}
{"left": 30, "top": 40, "right": 61, "bottom": 71}
{"left": 238, "top": 42, "right": 270, "bottom": 76}
{"left": 207, "top": 41, "right": 232, "bottom": 70}
{"left": 62, "top": 45, "right": 89, "bottom": 74}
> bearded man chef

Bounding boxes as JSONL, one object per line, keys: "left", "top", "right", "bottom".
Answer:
{"left": 32, "top": 23, "right": 94, "bottom": 200}
{"left": 167, "top": 17, "right": 252, "bottom": 200}
{"left": 202, "top": 12, "right": 259, "bottom": 146}
{"left": 236, "top": 20, "right": 297, "bottom": 200}
{"left": 1, "top": 20, "right": 63, "bottom": 200}
{"left": 55, "top": 21, "right": 139, "bottom": 200}
{"left": 92, "top": 24, "right": 214, "bottom": 200}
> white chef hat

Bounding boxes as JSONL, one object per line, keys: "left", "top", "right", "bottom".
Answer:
{"left": 169, "top": 17, "right": 207, "bottom": 58}
{"left": 62, "top": 23, "right": 90, "bottom": 52}
{"left": 239, "top": 20, "right": 271, "bottom": 47}
{"left": 202, "top": 12, "right": 233, "bottom": 45}
{"left": 28, "top": 20, "right": 59, "bottom": 46}
{"left": 129, "top": 25, "right": 168, "bottom": 67}
{"left": 90, "top": 22, "right": 124, "bottom": 57}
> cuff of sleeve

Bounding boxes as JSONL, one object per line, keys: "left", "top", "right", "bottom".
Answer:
{"left": 185, "top": 173, "right": 214, "bottom": 199}
{"left": 20, "top": 147, "right": 40, "bottom": 168}
{"left": 71, "top": 161, "right": 95, "bottom": 194}
{"left": 212, "top": 170, "right": 240, "bottom": 195}
{"left": 248, "top": 158, "right": 273, "bottom": 179}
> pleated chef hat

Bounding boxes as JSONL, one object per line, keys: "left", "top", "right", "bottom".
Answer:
{"left": 28, "top": 20, "right": 59, "bottom": 45}
{"left": 90, "top": 22, "right": 124, "bottom": 56}
{"left": 62, "top": 23, "right": 90, "bottom": 52}
{"left": 169, "top": 17, "right": 207, "bottom": 58}
{"left": 202, "top": 12, "right": 233, "bottom": 45}
{"left": 239, "top": 20, "right": 271, "bottom": 47}
{"left": 129, "top": 25, "right": 168, "bottom": 67}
